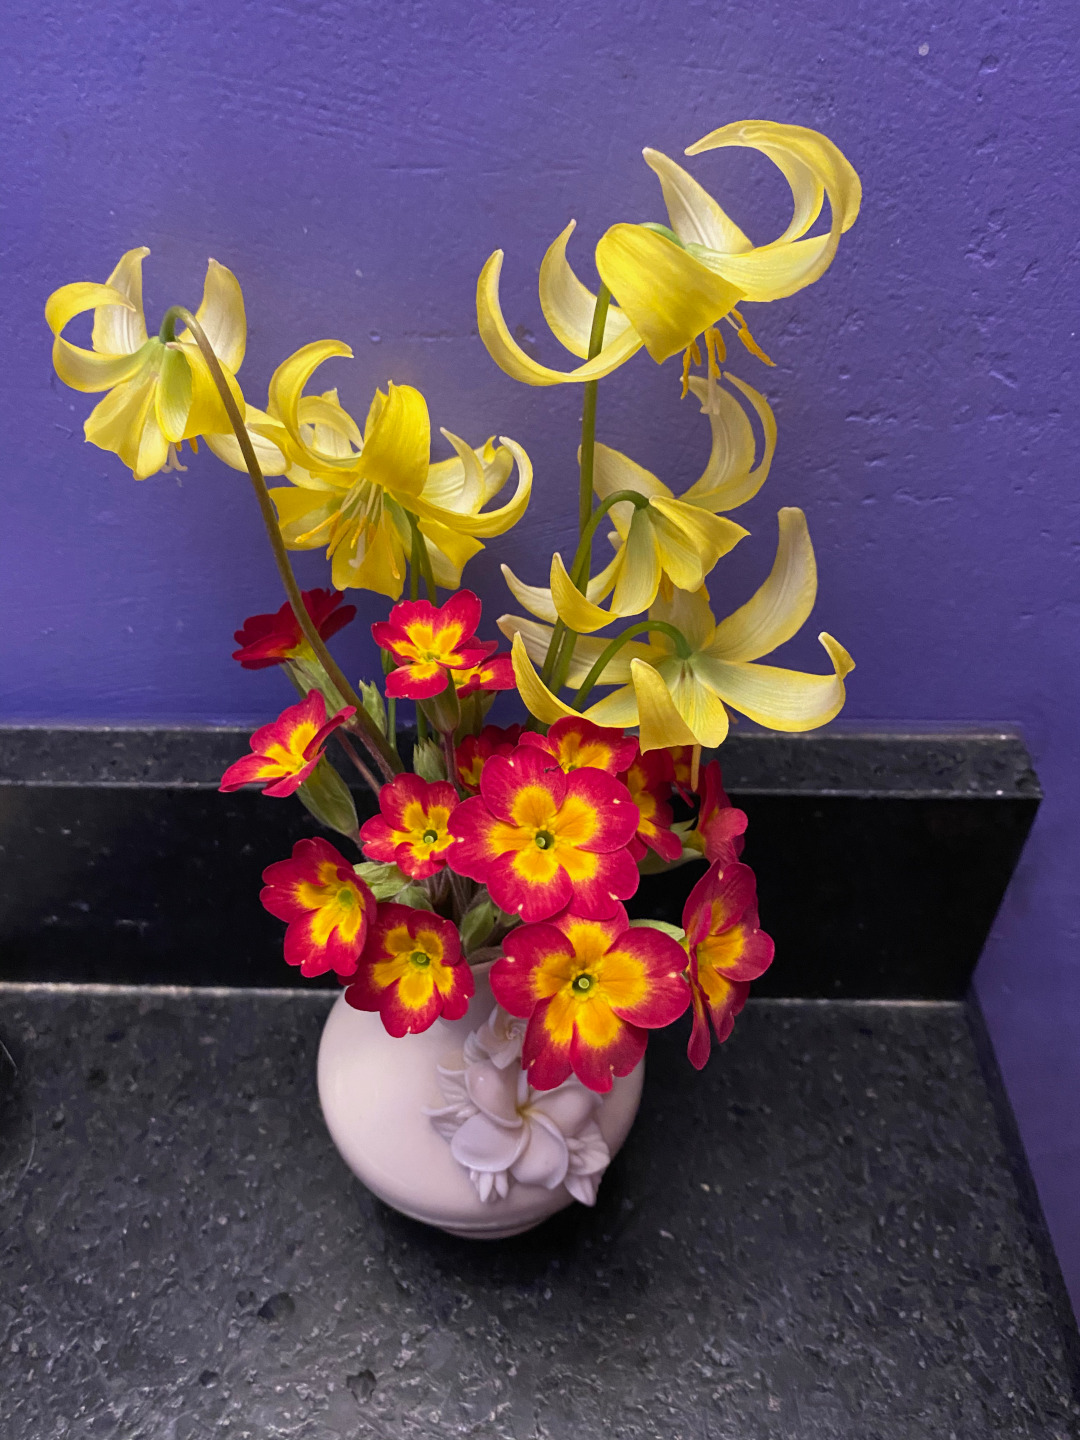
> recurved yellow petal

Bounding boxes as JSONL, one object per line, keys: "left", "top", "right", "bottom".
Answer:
{"left": 417, "top": 436, "right": 532, "bottom": 538}
{"left": 609, "top": 508, "right": 662, "bottom": 615}
{"left": 683, "top": 121, "right": 861, "bottom": 302}
{"left": 268, "top": 340, "right": 355, "bottom": 469}
{"left": 510, "top": 634, "right": 581, "bottom": 726}
{"left": 594, "top": 225, "right": 744, "bottom": 364}
{"left": 46, "top": 282, "right": 149, "bottom": 392}
{"left": 498, "top": 614, "right": 652, "bottom": 687}
{"left": 181, "top": 343, "right": 243, "bottom": 438}
{"left": 648, "top": 497, "right": 747, "bottom": 591}
{"left": 707, "top": 507, "right": 816, "bottom": 662}
{"left": 203, "top": 404, "right": 290, "bottom": 476}
{"left": 550, "top": 553, "right": 618, "bottom": 633}
{"left": 477, "top": 250, "right": 643, "bottom": 387}
{"left": 642, "top": 149, "right": 752, "bottom": 254}
{"left": 691, "top": 633, "right": 854, "bottom": 731}
{"left": 681, "top": 372, "right": 776, "bottom": 512}
{"left": 629, "top": 659, "right": 701, "bottom": 751}
{"left": 154, "top": 345, "right": 193, "bottom": 443}
{"left": 360, "top": 382, "right": 430, "bottom": 501}
{"left": 84, "top": 368, "right": 169, "bottom": 480}
{"left": 92, "top": 247, "right": 150, "bottom": 356}
{"left": 538, "top": 221, "right": 634, "bottom": 359}
{"left": 417, "top": 515, "right": 484, "bottom": 588}
{"left": 181, "top": 258, "right": 246, "bottom": 373}
{"left": 268, "top": 484, "right": 337, "bottom": 546}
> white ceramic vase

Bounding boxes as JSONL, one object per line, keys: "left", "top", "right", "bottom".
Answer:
{"left": 317, "top": 962, "right": 644, "bottom": 1238}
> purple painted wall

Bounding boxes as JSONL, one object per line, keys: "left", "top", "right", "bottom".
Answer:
{"left": 2, "top": 2, "right": 1077, "bottom": 1308}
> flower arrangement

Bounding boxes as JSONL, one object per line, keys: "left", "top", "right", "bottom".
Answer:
{"left": 46, "top": 121, "right": 858, "bottom": 1122}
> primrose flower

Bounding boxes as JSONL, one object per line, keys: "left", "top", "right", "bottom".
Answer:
{"left": 359, "top": 773, "right": 459, "bottom": 880}
{"left": 491, "top": 906, "right": 690, "bottom": 1092}
{"left": 503, "top": 507, "right": 853, "bottom": 751}
{"left": 219, "top": 691, "right": 354, "bottom": 797}
{"left": 45, "top": 248, "right": 284, "bottom": 481}
{"left": 345, "top": 903, "right": 474, "bottom": 1036}
{"left": 519, "top": 715, "right": 638, "bottom": 777}
{"left": 448, "top": 745, "right": 640, "bottom": 923}
{"left": 691, "top": 760, "right": 747, "bottom": 865}
{"left": 231, "top": 588, "right": 356, "bottom": 670}
{"left": 263, "top": 345, "right": 532, "bottom": 597}
{"left": 372, "top": 591, "right": 494, "bottom": 700}
{"left": 619, "top": 749, "right": 682, "bottom": 864}
{"left": 683, "top": 860, "right": 774, "bottom": 1068}
{"left": 452, "top": 651, "right": 515, "bottom": 698}
{"left": 454, "top": 724, "right": 524, "bottom": 792}
{"left": 260, "top": 837, "right": 375, "bottom": 977}
{"left": 477, "top": 120, "right": 859, "bottom": 387}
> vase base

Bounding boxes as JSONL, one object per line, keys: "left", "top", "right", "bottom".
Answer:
{"left": 317, "top": 971, "right": 643, "bottom": 1239}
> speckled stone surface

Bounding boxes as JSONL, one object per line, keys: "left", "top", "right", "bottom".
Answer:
{"left": 1, "top": 987, "right": 1077, "bottom": 1439}
{"left": 0, "top": 725, "right": 1042, "bottom": 797}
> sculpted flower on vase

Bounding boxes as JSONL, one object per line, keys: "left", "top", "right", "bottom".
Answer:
{"left": 425, "top": 1005, "right": 612, "bottom": 1205}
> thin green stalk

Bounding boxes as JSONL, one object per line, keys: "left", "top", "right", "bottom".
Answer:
{"left": 578, "top": 284, "right": 611, "bottom": 534}
{"left": 166, "top": 306, "right": 401, "bottom": 781}
{"left": 407, "top": 524, "right": 430, "bottom": 743}
{"left": 571, "top": 620, "right": 691, "bottom": 712}
{"left": 408, "top": 512, "right": 437, "bottom": 602}
{"left": 540, "top": 284, "right": 610, "bottom": 686}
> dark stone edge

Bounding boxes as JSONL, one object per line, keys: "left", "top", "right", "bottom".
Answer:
{"left": 965, "top": 993, "right": 1080, "bottom": 1390}
{"left": 0, "top": 725, "right": 1042, "bottom": 799}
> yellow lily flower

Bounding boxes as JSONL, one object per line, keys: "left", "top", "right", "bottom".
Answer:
{"left": 500, "top": 507, "right": 853, "bottom": 750}
{"left": 477, "top": 119, "right": 860, "bottom": 387}
{"left": 263, "top": 343, "right": 531, "bottom": 597}
{"left": 501, "top": 369, "right": 773, "bottom": 629}
{"left": 644, "top": 120, "right": 861, "bottom": 304}
{"left": 45, "top": 248, "right": 283, "bottom": 480}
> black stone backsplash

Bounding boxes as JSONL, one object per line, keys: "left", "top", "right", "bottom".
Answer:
{"left": 0, "top": 726, "right": 1040, "bottom": 994}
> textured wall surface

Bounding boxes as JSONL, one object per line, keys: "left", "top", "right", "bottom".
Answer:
{"left": 2, "top": 2, "right": 1078, "bottom": 1308}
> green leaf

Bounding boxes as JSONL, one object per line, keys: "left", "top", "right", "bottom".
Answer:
{"left": 286, "top": 655, "right": 347, "bottom": 712}
{"left": 354, "top": 860, "right": 410, "bottom": 900}
{"left": 296, "top": 758, "right": 358, "bottom": 838}
{"left": 358, "top": 680, "right": 387, "bottom": 736}
{"left": 393, "top": 883, "right": 435, "bottom": 912}
{"left": 629, "top": 918, "right": 686, "bottom": 942}
{"left": 459, "top": 897, "right": 498, "bottom": 955}
{"left": 412, "top": 737, "right": 447, "bottom": 782}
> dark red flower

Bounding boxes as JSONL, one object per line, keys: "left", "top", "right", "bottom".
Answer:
{"left": 232, "top": 588, "right": 357, "bottom": 670}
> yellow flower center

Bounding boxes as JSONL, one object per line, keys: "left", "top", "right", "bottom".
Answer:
{"left": 422, "top": 828, "right": 439, "bottom": 845}
{"left": 409, "top": 950, "right": 432, "bottom": 968}
{"left": 534, "top": 829, "right": 555, "bottom": 850}
{"left": 571, "top": 972, "right": 595, "bottom": 994}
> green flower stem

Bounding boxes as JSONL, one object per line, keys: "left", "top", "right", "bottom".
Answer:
{"left": 569, "top": 488, "right": 649, "bottom": 585}
{"left": 540, "top": 284, "right": 611, "bottom": 688}
{"left": 571, "top": 620, "right": 691, "bottom": 712}
{"left": 167, "top": 305, "right": 401, "bottom": 781}
{"left": 578, "top": 284, "right": 611, "bottom": 535}
{"left": 407, "top": 523, "right": 429, "bottom": 743}
{"left": 379, "top": 648, "right": 399, "bottom": 761}
{"left": 408, "top": 512, "right": 437, "bottom": 603}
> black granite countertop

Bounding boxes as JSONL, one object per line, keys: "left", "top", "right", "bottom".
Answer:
{"left": 2, "top": 987, "right": 1078, "bottom": 1439}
